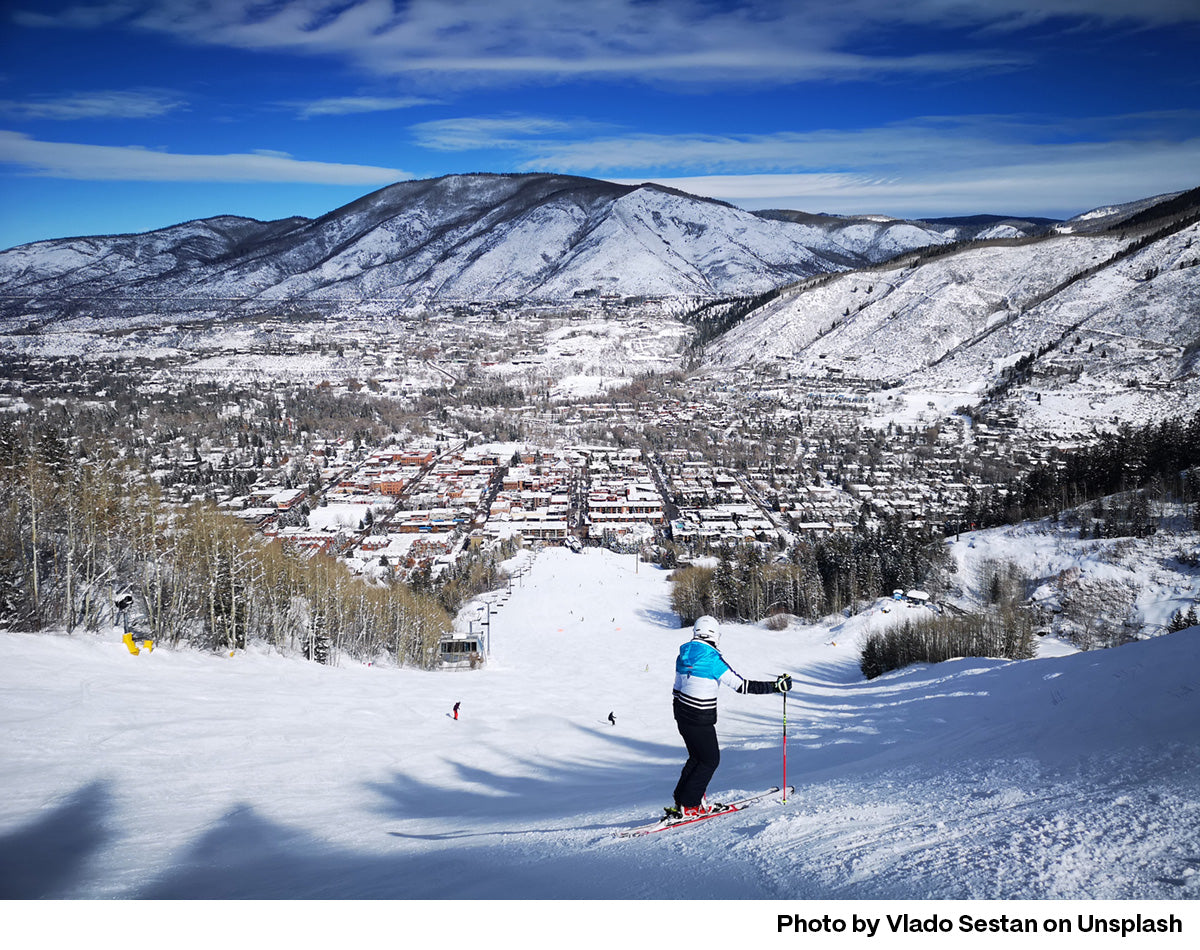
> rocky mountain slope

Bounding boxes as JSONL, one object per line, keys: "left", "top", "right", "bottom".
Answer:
{"left": 704, "top": 188, "right": 1200, "bottom": 431}
{"left": 0, "top": 173, "right": 964, "bottom": 323}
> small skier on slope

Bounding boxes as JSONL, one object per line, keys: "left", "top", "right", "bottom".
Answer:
{"left": 668, "top": 616, "right": 791, "bottom": 818}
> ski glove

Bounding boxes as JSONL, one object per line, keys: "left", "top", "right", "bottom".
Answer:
{"left": 774, "top": 673, "right": 793, "bottom": 693}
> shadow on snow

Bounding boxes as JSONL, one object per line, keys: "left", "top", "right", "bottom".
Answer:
{"left": 0, "top": 780, "right": 112, "bottom": 898}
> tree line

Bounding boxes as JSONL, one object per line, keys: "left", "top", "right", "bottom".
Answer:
{"left": 669, "top": 518, "right": 950, "bottom": 626}
{"left": 859, "top": 608, "right": 1036, "bottom": 680}
{"left": 0, "top": 419, "right": 449, "bottom": 666}
{"left": 966, "top": 410, "right": 1200, "bottom": 531}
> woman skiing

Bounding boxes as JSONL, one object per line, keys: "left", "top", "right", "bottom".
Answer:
{"left": 669, "top": 616, "right": 791, "bottom": 817}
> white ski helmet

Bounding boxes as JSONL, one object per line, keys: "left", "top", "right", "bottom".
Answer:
{"left": 692, "top": 615, "right": 720, "bottom": 647}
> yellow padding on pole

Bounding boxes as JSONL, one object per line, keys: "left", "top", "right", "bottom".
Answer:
{"left": 122, "top": 632, "right": 140, "bottom": 655}
{"left": 143, "top": 639, "right": 154, "bottom": 652}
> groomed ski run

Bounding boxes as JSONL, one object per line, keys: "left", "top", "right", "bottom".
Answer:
{"left": 0, "top": 545, "right": 1198, "bottom": 899}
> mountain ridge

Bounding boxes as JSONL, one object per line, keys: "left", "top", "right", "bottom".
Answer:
{"left": 2, "top": 173, "right": 1196, "bottom": 436}
{"left": 703, "top": 188, "right": 1200, "bottom": 432}
{"left": 0, "top": 172, "right": 1034, "bottom": 322}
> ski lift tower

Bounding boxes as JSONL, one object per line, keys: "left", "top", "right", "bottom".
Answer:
{"left": 478, "top": 601, "right": 492, "bottom": 656}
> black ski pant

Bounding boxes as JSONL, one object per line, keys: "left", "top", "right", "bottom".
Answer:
{"left": 673, "top": 718, "right": 720, "bottom": 807}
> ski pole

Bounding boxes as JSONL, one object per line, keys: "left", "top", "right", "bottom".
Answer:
{"left": 782, "top": 688, "right": 788, "bottom": 804}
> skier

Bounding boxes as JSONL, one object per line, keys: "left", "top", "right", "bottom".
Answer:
{"left": 452, "top": 701, "right": 461, "bottom": 721}
{"left": 668, "top": 616, "right": 791, "bottom": 818}
{"left": 608, "top": 711, "right": 616, "bottom": 726}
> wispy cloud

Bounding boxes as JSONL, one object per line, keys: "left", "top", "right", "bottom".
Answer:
{"left": 405, "top": 110, "right": 1200, "bottom": 215}
{"left": 295, "top": 95, "right": 438, "bottom": 118}
{"left": 0, "top": 89, "right": 184, "bottom": 120}
{"left": 616, "top": 139, "right": 1200, "bottom": 217}
{"left": 415, "top": 110, "right": 1200, "bottom": 176}
{"left": 21, "top": 0, "right": 1194, "bottom": 86}
{"left": 893, "top": 0, "right": 1200, "bottom": 31}
{"left": 411, "top": 114, "right": 604, "bottom": 151}
{"left": 0, "top": 131, "right": 409, "bottom": 184}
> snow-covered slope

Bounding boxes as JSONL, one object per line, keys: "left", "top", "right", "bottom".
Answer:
{"left": 706, "top": 235, "right": 1115, "bottom": 375}
{"left": 1052, "top": 190, "right": 1190, "bottom": 234}
{"left": 752, "top": 209, "right": 963, "bottom": 264}
{"left": 0, "top": 174, "right": 957, "bottom": 321}
{"left": 1, "top": 546, "right": 1196, "bottom": 901}
{"left": 916, "top": 213, "right": 1059, "bottom": 241}
{"left": 0, "top": 214, "right": 310, "bottom": 297}
{"left": 706, "top": 198, "right": 1200, "bottom": 431}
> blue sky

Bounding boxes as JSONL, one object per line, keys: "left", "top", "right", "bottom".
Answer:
{"left": 1, "top": 0, "right": 1198, "bottom": 249}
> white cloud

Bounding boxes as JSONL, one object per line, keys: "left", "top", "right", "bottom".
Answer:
{"left": 21, "top": 0, "right": 1193, "bottom": 86}
{"left": 0, "top": 131, "right": 409, "bottom": 184}
{"left": 888, "top": 0, "right": 1200, "bottom": 30}
{"left": 411, "top": 114, "right": 601, "bottom": 151}
{"left": 417, "top": 110, "right": 1200, "bottom": 216}
{"left": 296, "top": 96, "right": 438, "bottom": 118}
{"left": 421, "top": 111, "right": 1199, "bottom": 178}
{"left": 0, "top": 90, "right": 184, "bottom": 120}
{"left": 619, "top": 138, "right": 1200, "bottom": 217}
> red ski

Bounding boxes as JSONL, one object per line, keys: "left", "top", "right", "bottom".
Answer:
{"left": 614, "top": 786, "right": 793, "bottom": 838}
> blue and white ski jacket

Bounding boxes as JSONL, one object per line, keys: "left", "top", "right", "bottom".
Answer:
{"left": 672, "top": 638, "right": 773, "bottom": 725}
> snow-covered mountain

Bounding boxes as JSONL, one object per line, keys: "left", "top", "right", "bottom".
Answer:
{"left": 753, "top": 208, "right": 1049, "bottom": 256}
{"left": 912, "top": 212, "right": 1060, "bottom": 241}
{"left": 1051, "top": 189, "right": 1191, "bottom": 234}
{"left": 0, "top": 173, "right": 958, "bottom": 322}
{"left": 3, "top": 174, "right": 1194, "bottom": 436}
{"left": 706, "top": 188, "right": 1200, "bottom": 430}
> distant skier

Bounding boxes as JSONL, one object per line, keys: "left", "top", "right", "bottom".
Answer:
{"left": 452, "top": 701, "right": 461, "bottom": 721}
{"left": 668, "top": 616, "right": 791, "bottom": 818}
{"left": 608, "top": 711, "right": 616, "bottom": 726}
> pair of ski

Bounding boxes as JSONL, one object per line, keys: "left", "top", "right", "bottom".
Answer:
{"left": 615, "top": 785, "right": 793, "bottom": 838}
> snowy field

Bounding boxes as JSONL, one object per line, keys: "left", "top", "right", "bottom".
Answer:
{"left": 2, "top": 546, "right": 1198, "bottom": 939}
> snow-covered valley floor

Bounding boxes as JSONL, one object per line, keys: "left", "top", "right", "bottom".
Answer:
{"left": 1, "top": 547, "right": 1198, "bottom": 911}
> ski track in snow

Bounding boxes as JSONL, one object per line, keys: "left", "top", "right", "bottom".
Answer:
{"left": 1, "top": 547, "right": 1198, "bottom": 900}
